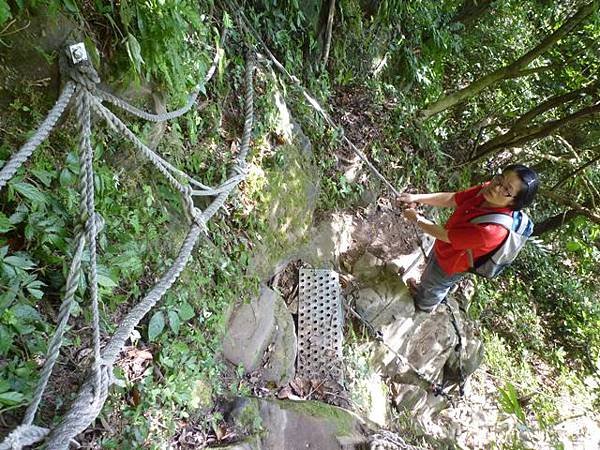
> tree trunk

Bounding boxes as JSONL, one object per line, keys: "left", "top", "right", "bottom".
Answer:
{"left": 321, "top": 0, "right": 336, "bottom": 69}
{"left": 532, "top": 210, "right": 579, "bottom": 236}
{"left": 418, "top": 0, "right": 598, "bottom": 120}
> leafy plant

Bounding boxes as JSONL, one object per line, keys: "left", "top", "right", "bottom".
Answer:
{"left": 498, "top": 382, "right": 527, "bottom": 424}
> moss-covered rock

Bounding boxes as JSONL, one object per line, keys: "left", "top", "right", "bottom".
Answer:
{"left": 247, "top": 141, "right": 320, "bottom": 279}
{"left": 227, "top": 397, "right": 371, "bottom": 450}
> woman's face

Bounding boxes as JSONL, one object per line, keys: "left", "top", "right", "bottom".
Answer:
{"left": 482, "top": 170, "right": 525, "bottom": 208}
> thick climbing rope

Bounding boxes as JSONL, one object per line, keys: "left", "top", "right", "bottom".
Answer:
{"left": 94, "top": 39, "right": 222, "bottom": 124}
{"left": 75, "top": 85, "right": 104, "bottom": 395}
{"left": 0, "top": 35, "right": 255, "bottom": 449}
{"left": 0, "top": 82, "right": 75, "bottom": 190}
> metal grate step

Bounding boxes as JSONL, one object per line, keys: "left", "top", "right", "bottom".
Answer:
{"left": 297, "top": 269, "right": 344, "bottom": 381}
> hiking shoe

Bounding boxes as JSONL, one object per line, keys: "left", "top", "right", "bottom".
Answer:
{"left": 406, "top": 278, "right": 419, "bottom": 297}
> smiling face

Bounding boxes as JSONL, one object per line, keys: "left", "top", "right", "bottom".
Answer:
{"left": 481, "top": 170, "right": 525, "bottom": 208}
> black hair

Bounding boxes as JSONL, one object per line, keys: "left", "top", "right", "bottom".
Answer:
{"left": 503, "top": 164, "right": 539, "bottom": 210}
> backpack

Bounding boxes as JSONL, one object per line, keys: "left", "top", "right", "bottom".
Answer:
{"left": 466, "top": 211, "right": 534, "bottom": 278}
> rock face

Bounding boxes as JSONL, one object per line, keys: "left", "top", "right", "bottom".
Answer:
{"left": 349, "top": 251, "right": 484, "bottom": 421}
{"left": 221, "top": 397, "right": 369, "bottom": 450}
{"left": 222, "top": 286, "right": 297, "bottom": 386}
{"left": 0, "top": 12, "right": 76, "bottom": 108}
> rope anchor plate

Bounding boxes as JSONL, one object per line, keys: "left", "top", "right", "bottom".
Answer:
{"left": 69, "top": 42, "right": 88, "bottom": 64}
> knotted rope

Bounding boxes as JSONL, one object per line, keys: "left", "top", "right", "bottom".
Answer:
{"left": 0, "top": 35, "right": 255, "bottom": 449}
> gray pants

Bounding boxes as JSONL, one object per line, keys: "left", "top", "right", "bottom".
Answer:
{"left": 414, "top": 253, "right": 466, "bottom": 312}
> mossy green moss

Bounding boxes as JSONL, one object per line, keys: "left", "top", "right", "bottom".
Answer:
{"left": 245, "top": 142, "right": 319, "bottom": 279}
{"left": 278, "top": 399, "right": 357, "bottom": 436}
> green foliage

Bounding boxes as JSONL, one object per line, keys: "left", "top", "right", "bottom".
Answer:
{"left": 0, "top": 0, "right": 11, "bottom": 26}
{"left": 2, "top": 0, "right": 599, "bottom": 445}
{"left": 11, "top": 0, "right": 216, "bottom": 98}
{"left": 498, "top": 382, "right": 526, "bottom": 424}
{"left": 112, "top": 0, "right": 213, "bottom": 95}
{"left": 472, "top": 217, "right": 600, "bottom": 378}
{"left": 0, "top": 54, "right": 255, "bottom": 439}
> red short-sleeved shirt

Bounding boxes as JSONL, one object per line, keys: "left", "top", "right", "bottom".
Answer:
{"left": 434, "top": 183, "right": 512, "bottom": 275}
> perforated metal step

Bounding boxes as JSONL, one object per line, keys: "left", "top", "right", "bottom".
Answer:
{"left": 297, "top": 269, "right": 344, "bottom": 381}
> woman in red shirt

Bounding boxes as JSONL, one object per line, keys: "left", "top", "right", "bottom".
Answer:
{"left": 398, "top": 164, "right": 539, "bottom": 312}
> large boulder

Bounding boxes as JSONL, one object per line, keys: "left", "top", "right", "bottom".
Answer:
{"left": 222, "top": 397, "right": 370, "bottom": 450}
{"left": 261, "top": 294, "right": 297, "bottom": 385}
{"left": 298, "top": 213, "right": 355, "bottom": 270}
{"left": 0, "top": 12, "right": 76, "bottom": 108}
{"left": 349, "top": 251, "right": 484, "bottom": 418}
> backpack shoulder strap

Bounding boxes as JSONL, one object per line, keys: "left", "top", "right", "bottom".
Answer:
{"left": 515, "top": 211, "right": 531, "bottom": 234}
{"left": 470, "top": 213, "right": 513, "bottom": 230}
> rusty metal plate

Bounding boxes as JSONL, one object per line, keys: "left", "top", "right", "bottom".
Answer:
{"left": 297, "top": 269, "right": 343, "bottom": 381}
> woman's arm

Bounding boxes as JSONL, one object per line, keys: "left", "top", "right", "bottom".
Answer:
{"left": 397, "top": 192, "right": 457, "bottom": 208}
{"left": 402, "top": 209, "right": 451, "bottom": 243}
{"left": 416, "top": 217, "right": 450, "bottom": 243}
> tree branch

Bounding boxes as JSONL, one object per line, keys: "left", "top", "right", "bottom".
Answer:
{"left": 513, "top": 81, "right": 599, "bottom": 130}
{"left": 532, "top": 210, "right": 579, "bottom": 236}
{"left": 464, "top": 101, "right": 600, "bottom": 164}
{"left": 540, "top": 190, "right": 600, "bottom": 225}
{"left": 510, "top": 1, "right": 598, "bottom": 71}
{"left": 419, "top": 0, "right": 599, "bottom": 120}
{"left": 552, "top": 151, "right": 600, "bottom": 190}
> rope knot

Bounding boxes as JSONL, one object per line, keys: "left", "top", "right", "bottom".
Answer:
{"left": 90, "top": 359, "right": 114, "bottom": 405}
{"left": 233, "top": 164, "right": 248, "bottom": 178}
{"left": 59, "top": 44, "right": 100, "bottom": 92}
{"left": 191, "top": 207, "right": 209, "bottom": 232}
{"left": 74, "top": 212, "right": 104, "bottom": 238}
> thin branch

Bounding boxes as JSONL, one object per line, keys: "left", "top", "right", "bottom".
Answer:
{"left": 322, "top": 0, "right": 336, "bottom": 68}
{"left": 552, "top": 151, "right": 600, "bottom": 190}
{"left": 554, "top": 135, "right": 581, "bottom": 162}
